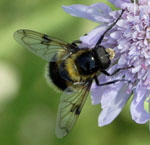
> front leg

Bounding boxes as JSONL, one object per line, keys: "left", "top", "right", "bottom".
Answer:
{"left": 71, "top": 40, "right": 82, "bottom": 47}
{"left": 70, "top": 40, "right": 82, "bottom": 51}
{"left": 102, "top": 66, "right": 133, "bottom": 76}
{"left": 94, "top": 76, "right": 130, "bottom": 86}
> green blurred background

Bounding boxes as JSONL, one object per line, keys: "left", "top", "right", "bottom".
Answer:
{"left": 0, "top": 0, "right": 149, "bottom": 145}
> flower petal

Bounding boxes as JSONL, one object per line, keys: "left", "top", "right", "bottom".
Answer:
{"left": 79, "top": 25, "right": 108, "bottom": 48}
{"left": 62, "top": 3, "right": 112, "bottom": 23}
{"left": 91, "top": 74, "right": 108, "bottom": 105}
{"left": 139, "top": 0, "right": 149, "bottom": 5}
{"left": 110, "top": 31, "right": 122, "bottom": 40}
{"left": 130, "top": 86, "right": 150, "bottom": 124}
{"left": 98, "top": 83, "right": 131, "bottom": 126}
{"left": 109, "top": 0, "right": 131, "bottom": 9}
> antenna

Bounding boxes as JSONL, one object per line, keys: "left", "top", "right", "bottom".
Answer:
{"left": 96, "top": 9, "right": 124, "bottom": 46}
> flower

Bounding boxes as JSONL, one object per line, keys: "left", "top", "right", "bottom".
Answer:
{"left": 62, "top": 0, "right": 150, "bottom": 127}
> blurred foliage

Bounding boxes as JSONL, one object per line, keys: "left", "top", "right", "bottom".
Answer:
{"left": 0, "top": 0, "right": 149, "bottom": 145}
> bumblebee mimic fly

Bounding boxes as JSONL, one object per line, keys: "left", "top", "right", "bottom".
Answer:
{"left": 14, "top": 10, "right": 128, "bottom": 138}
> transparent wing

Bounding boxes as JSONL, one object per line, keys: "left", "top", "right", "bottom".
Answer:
{"left": 13, "top": 29, "right": 71, "bottom": 61}
{"left": 55, "top": 81, "right": 92, "bottom": 138}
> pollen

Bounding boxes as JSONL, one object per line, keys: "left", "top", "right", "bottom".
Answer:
{"left": 105, "top": 48, "right": 115, "bottom": 59}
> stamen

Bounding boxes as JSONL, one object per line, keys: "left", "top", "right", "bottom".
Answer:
{"left": 141, "top": 64, "right": 147, "bottom": 70}
{"left": 126, "top": 88, "right": 131, "bottom": 94}
{"left": 133, "top": 0, "right": 137, "bottom": 26}
{"left": 134, "top": 0, "right": 136, "bottom": 16}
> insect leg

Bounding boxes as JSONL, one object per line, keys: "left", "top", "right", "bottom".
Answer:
{"left": 71, "top": 40, "right": 82, "bottom": 47}
{"left": 72, "top": 40, "right": 82, "bottom": 44}
{"left": 71, "top": 33, "right": 87, "bottom": 46}
{"left": 94, "top": 76, "right": 130, "bottom": 86}
{"left": 102, "top": 66, "right": 133, "bottom": 76}
{"left": 70, "top": 40, "right": 82, "bottom": 51}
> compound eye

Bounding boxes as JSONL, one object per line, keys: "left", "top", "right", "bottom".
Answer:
{"left": 95, "top": 46, "right": 110, "bottom": 69}
{"left": 99, "top": 55, "right": 110, "bottom": 68}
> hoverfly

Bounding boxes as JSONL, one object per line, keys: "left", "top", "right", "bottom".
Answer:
{"left": 14, "top": 10, "right": 128, "bottom": 138}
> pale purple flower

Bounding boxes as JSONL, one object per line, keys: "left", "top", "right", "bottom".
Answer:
{"left": 63, "top": 0, "right": 150, "bottom": 127}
